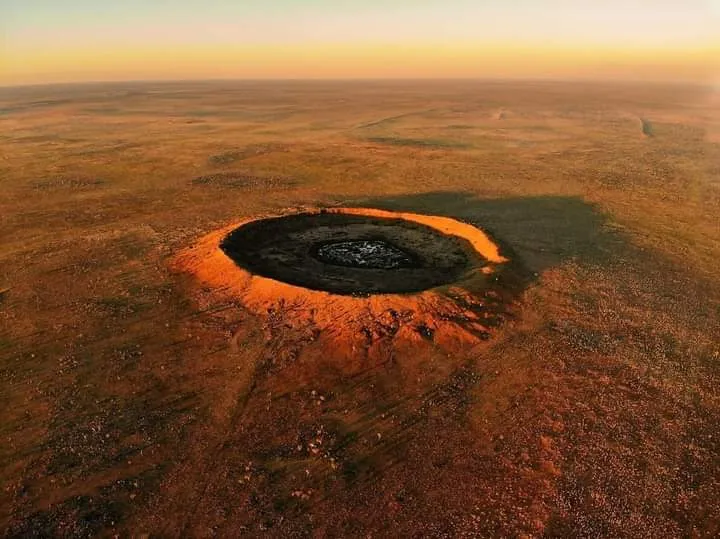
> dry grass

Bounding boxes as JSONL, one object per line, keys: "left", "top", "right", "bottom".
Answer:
{"left": 0, "top": 80, "right": 718, "bottom": 537}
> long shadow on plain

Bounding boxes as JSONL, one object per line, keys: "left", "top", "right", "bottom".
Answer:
{"left": 344, "top": 191, "right": 624, "bottom": 275}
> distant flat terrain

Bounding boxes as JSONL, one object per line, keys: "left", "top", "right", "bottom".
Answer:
{"left": 1, "top": 80, "right": 719, "bottom": 537}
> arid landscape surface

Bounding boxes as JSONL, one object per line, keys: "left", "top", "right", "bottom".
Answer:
{"left": 1, "top": 80, "right": 719, "bottom": 537}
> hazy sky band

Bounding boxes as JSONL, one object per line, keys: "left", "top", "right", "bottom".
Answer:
{"left": 2, "top": 0, "right": 718, "bottom": 84}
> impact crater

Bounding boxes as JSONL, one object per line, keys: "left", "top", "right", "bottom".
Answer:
{"left": 219, "top": 210, "right": 488, "bottom": 295}
{"left": 172, "top": 207, "right": 517, "bottom": 348}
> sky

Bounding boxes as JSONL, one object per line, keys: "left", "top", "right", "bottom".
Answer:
{"left": 1, "top": 0, "right": 718, "bottom": 85}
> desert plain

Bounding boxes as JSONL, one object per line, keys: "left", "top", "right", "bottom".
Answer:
{"left": 1, "top": 80, "right": 719, "bottom": 537}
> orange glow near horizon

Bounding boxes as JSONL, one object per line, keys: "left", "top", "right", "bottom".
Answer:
{"left": 3, "top": 42, "right": 717, "bottom": 85}
{"left": 2, "top": 1, "right": 717, "bottom": 86}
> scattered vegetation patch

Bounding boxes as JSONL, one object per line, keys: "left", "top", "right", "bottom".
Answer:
{"left": 5, "top": 495, "right": 122, "bottom": 538}
{"left": 70, "top": 141, "right": 139, "bottom": 156}
{"left": 30, "top": 176, "right": 108, "bottom": 190}
{"left": 191, "top": 171, "right": 296, "bottom": 189}
{"left": 0, "top": 99, "right": 75, "bottom": 115}
{"left": 207, "top": 143, "right": 288, "bottom": 165}
{"left": 366, "top": 136, "right": 471, "bottom": 149}
{"left": 94, "top": 296, "right": 151, "bottom": 318}
{"left": 81, "top": 106, "right": 123, "bottom": 114}
{"left": 640, "top": 118, "right": 654, "bottom": 137}
{"left": 185, "top": 109, "right": 219, "bottom": 117}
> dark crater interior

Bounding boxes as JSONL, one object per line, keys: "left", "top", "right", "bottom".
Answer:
{"left": 220, "top": 212, "right": 484, "bottom": 295}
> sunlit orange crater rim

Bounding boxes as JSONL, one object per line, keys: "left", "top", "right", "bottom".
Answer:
{"left": 172, "top": 208, "right": 521, "bottom": 347}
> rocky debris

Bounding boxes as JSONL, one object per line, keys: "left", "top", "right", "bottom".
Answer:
{"left": 314, "top": 240, "right": 415, "bottom": 269}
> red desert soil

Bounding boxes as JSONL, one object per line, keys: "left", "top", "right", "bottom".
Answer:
{"left": 1, "top": 81, "right": 718, "bottom": 538}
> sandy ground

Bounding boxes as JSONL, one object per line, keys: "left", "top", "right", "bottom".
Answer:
{"left": 0, "top": 80, "right": 719, "bottom": 537}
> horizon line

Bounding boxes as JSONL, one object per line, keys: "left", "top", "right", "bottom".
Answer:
{"left": 1, "top": 76, "right": 716, "bottom": 91}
